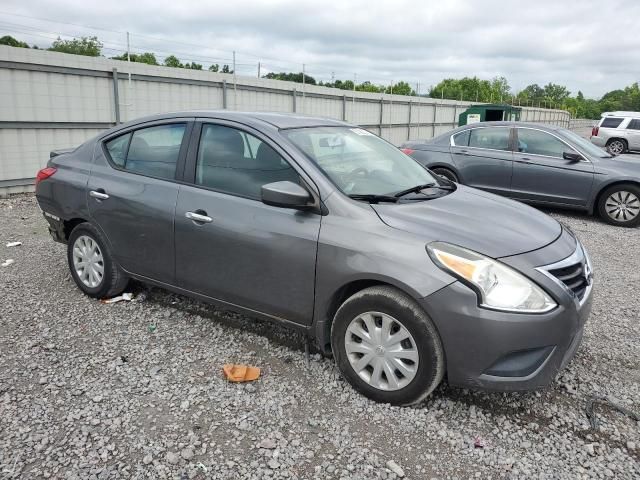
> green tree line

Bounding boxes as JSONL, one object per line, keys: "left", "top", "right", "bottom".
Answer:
{"left": 2, "top": 34, "right": 638, "bottom": 117}
{"left": 429, "top": 76, "right": 640, "bottom": 119}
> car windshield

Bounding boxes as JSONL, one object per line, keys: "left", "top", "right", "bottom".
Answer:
{"left": 283, "top": 126, "right": 437, "bottom": 196}
{"left": 560, "top": 129, "right": 613, "bottom": 158}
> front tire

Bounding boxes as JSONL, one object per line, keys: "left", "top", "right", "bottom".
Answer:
{"left": 597, "top": 184, "right": 640, "bottom": 227}
{"left": 67, "top": 223, "right": 129, "bottom": 298}
{"left": 606, "top": 139, "right": 627, "bottom": 156}
{"left": 331, "top": 286, "right": 445, "bottom": 406}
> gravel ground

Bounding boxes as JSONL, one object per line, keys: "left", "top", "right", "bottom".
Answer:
{"left": 0, "top": 194, "right": 638, "bottom": 480}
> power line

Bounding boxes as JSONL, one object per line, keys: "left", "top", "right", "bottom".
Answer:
{"left": 0, "top": 12, "right": 418, "bottom": 90}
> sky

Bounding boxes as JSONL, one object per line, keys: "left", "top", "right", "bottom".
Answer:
{"left": 1, "top": 0, "right": 639, "bottom": 98}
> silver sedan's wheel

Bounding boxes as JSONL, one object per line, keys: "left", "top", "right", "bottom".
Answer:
{"left": 72, "top": 235, "right": 104, "bottom": 288}
{"left": 344, "top": 311, "right": 419, "bottom": 391}
{"left": 607, "top": 140, "right": 625, "bottom": 155}
{"left": 605, "top": 191, "right": 640, "bottom": 222}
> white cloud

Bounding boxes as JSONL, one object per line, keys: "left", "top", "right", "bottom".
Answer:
{"left": 1, "top": 0, "right": 638, "bottom": 97}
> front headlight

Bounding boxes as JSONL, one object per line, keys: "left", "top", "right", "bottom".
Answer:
{"left": 427, "top": 242, "right": 557, "bottom": 313}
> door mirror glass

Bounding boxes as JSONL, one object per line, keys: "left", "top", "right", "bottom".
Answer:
{"left": 261, "top": 181, "right": 312, "bottom": 209}
{"left": 563, "top": 151, "right": 583, "bottom": 162}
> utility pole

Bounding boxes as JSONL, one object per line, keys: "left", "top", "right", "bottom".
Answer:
{"left": 126, "top": 32, "right": 132, "bottom": 115}
{"left": 302, "top": 64, "right": 306, "bottom": 114}
{"left": 232, "top": 51, "right": 237, "bottom": 109}
{"left": 352, "top": 73, "right": 357, "bottom": 121}
{"left": 257, "top": 62, "right": 261, "bottom": 78}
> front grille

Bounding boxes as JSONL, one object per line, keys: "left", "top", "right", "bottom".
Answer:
{"left": 548, "top": 262, "right": 589, "bottom": 300}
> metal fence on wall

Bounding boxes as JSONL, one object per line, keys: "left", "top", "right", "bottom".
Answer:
{"left": 0, "top": 45, "right": 574, "bottom": 193}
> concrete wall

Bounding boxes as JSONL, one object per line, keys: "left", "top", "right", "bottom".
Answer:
{"left": 0, "top": 45, "right": 572, "bottom": 192}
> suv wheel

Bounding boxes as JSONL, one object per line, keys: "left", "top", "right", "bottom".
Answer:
{"left": 331, "top": 286, "right": 445, "bottom": 405}
{"left": 606, "top": 139, "right": 627, "bottom": 155}
{"left": 597, "top": 184, "right": 640, "bottom": 227}
{"left": 67, "top": 223, "right": 129, "bottom": 298}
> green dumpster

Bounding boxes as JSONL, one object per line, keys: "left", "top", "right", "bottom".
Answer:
{"left": 458, "top": 104, "right": 522, "bottom": 126}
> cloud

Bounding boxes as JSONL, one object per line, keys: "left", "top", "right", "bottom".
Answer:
{"left": 1, "top": 0, "right": 639, "bottom": 97}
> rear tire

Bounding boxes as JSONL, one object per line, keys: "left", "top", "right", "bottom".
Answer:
{"left": 597, "top": 183, "right": 640, "bottom": 227}
{"left": 606, "top": 139, "right": 627, "bottom": 155}
{"left": 431, "top": 167, "right": 459, "bottom": 183}
{"left": 331, "top": 286, "right": 445, "bottom": 406}
{"left": 67, "top": 223, "right": 129, "bottom": 298}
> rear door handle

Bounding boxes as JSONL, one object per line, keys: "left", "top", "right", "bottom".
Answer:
{"left": 90, "top": 190, "right": 109, "bottom": 200}
{"left": 185, "top": 211, "right": 213, "bottom": 223}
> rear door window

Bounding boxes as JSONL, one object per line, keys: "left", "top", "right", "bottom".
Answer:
{"left": 104, "top": 123, "right": 186, "bottom": 180}
{"left": 601, "top": 117, "right": 623, "bottom": 128}
{"left": 468, "top": 127, "right": 511, "bottom": 151}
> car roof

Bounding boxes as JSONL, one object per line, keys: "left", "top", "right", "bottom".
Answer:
{"left": 116, "top": 110, "right": 351, "bottom": 130}
{"left": 458, "top": 121, "right": 563, "bottom": 131}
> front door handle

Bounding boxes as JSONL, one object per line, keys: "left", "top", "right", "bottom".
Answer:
{"left": 90, "top": 190, "right": 109, "bottom": 200}
{"left": 186, "top": 211, "right": 213, "bottom": 223}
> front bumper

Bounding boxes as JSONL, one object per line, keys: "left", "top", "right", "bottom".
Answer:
{"left": 420, "top": 233, "right": 593, "bottom": 391}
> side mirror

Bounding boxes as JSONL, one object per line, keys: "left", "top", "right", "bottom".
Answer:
{"left": 261, "top": 181, "right": 312, "bottom": 209}
{"left": 563, "top": 151, "right": 583, "bottom": 162}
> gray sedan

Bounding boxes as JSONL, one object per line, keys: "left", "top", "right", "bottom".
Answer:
{"left": 36, "top": 112, "right": 592, "bottom": 405}
{"left": 401, "top": 121, "right": 640, "bottom": 227}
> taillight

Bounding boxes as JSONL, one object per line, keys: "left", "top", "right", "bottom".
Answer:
{"left": 591, "top": 126, "right": 599, "bottom": 137}
{"left": 400, "top": 148, "right": 415, "bottom": 155}
{"left": 35, "top": 167, "right": 57, "bottom": 186}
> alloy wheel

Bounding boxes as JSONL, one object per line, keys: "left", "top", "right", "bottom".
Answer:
{"left": 72, "top": 235, "right": 104, "bottom": 288}
{"left": 605, "top": 191, "right": 640, "bottom": 222}
{"left": 607, "top": 140, "right": 625, "bottom": 155}
{"left": 344, "top": 311, "right": 419, "bottom": 391}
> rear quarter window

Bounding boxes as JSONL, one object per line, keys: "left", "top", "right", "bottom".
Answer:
{"left": 452, "top": 130, "right": 470, "bottom": 146}
{"left": 105, "top": 133, "right": 131, "bottom": 167}
{"left": 626, "top": 119, "right": 640, "bottom": 130}
{"left": 600, "top": 117, "right": 624, "bottom": 128}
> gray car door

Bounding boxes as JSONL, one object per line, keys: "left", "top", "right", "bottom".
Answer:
{"left": 449, "top": 126, "right": 514, "bottom": 195}
{"left": 88, "top": 119, "right": 193, "bottom": 282}
{"left": 511, "top": 127, "right": 594, "bottom": 207}
{"left": 174, "top": 120, "right": 321, "bottom": 325}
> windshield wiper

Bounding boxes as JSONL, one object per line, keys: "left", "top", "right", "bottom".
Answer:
{"left": 393, "top": 182, "right": 454, "bottom": 198}
{"left": 348, "top": 194, "right": 398, "bottom": 204}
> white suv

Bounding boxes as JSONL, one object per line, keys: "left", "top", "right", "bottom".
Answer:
{"left": 591, "top": 111, "right": 640, "bottom": 155}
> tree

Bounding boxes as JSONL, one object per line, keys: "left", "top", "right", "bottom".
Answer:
{"left": 429, "top": 77, "right": 500, "bottom": 102}
{"left": 263, "top": 72, "right": 316, "bottom": 84}
{"left": 111, "top": 52, "right": 159, "bottom": 65}
{"left": 184, "top": 61, "right": 202, "bottom": 70}
{"left": 542, "top": 83, "right": 570, "bottom": 103}
{"left": 163, "top": 55, "right": 183, "bottom": 68}
{"left": 386, "top": 81, "right": 415, "bottom": 96}
{"left": 0, "top": 35, "right": 29, "bottom": 48}
{"left": 221, "top": 64, "right": 233, "bottom": 73}
{"left": 49, "top": 36, "right": 102, "bottom": 56}
{"left": 208, "top": 64, "right": 219, "bottom": 72}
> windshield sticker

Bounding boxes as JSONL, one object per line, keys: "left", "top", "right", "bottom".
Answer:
{"left": 350, "top": 128, "right": 374, "bottom": 136}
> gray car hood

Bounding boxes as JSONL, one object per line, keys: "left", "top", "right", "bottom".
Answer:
{"left": 372, "top": 185, "right": 562, "bottom": 258}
